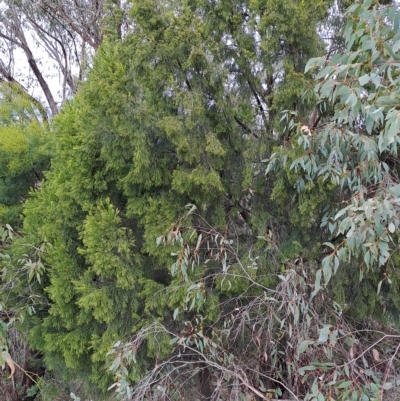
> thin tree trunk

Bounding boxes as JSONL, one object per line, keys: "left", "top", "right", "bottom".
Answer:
{"left": 14, "top": 25, "right": 59, "bottom": 116}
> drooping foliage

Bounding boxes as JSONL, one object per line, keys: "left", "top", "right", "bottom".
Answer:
{"left": 267, "top": 0, "right": 400, "bottom": 319}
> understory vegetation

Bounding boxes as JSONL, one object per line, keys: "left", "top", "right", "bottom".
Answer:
{"left": 1, "top": 0, "right": 400, "bottom": 400}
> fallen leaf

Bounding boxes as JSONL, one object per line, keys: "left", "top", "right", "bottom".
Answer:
{"left": 5, "top": 357, "right": 15, "bottom": 378}
{"left": 372, "top": 348, "right": 380, "bottom": 362}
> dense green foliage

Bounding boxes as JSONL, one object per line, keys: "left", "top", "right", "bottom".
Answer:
{"left": 0, "top": 83, "right": 51, "bottom": 227}
{"left": 1, "top": 1, "right": 400, "bottom": 400}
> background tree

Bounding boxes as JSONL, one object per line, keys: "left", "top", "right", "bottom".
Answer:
{"left": 0, "top": 81, "right": 51, "bottom": 227}
{"left": 0, "top": 0, "right": 127, "bottom": 117}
